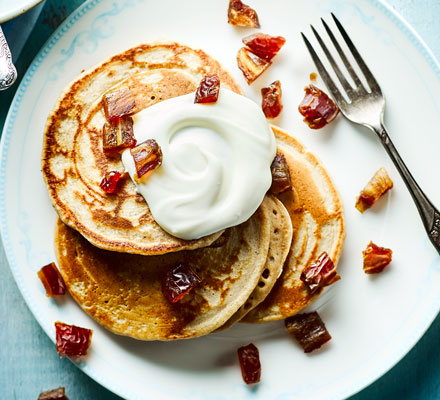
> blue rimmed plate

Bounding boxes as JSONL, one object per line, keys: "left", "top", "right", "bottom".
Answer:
{"left": 1, "top": 1, "right": 440, "bottom": 399}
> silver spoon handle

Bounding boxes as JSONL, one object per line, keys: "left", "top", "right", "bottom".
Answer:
{"left": 0, "top": 26, "right": 17, "bottom": 90}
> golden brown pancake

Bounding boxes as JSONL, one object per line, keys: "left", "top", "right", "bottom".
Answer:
{"left": 220, "top": 195, "right": 293, "bottom": 329}
{"left": 243, "top": 125, "right": 345, "bottom": 323}
{"left": 42, "top": 42, "right": 242, "bottom": 255}
{"left": 54, "top": 197, "right": 273, "bottom": 341}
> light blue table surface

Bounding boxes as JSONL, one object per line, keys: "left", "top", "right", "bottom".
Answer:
{"left": 1, "top": 1, "right": 439, "bottom": 399}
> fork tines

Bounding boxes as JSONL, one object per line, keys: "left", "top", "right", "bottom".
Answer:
{"left": 302, "top": 13, "right": 381, "bottom": 104}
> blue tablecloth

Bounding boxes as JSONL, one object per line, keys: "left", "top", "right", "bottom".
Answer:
{"left": 1, "top": 1, "right": 439, "bottom": 399}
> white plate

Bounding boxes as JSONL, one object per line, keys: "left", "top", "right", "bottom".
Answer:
{"left": 2, "top": 0, "right": 440, "bottom": 399}
{"left": 0, "top": 0, "right": 43, "bottom": 23}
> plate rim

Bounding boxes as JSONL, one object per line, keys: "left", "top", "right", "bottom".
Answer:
{"left": 1, "top": 0, "right": 439, "bottom": 399}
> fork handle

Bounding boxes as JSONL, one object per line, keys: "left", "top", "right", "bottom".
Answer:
{"left": 375, "top": 124, "right": 440, "bottom": 254}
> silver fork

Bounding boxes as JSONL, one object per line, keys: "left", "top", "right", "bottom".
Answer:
{"left": 302, "top": 13, "right": 440, "bottom": 255}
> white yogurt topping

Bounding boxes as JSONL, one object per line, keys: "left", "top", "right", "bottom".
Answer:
{"left": 121, "top": 88, "right": 276, "bottom": 240}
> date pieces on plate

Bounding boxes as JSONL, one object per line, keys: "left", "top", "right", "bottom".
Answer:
{"left": 269, "top": 152, "right": 292, "bottom": 194}
{"left": 100, "top": 171, "right": 124, "bottom": 194}
{"left": 103, "top": 86, "right": 135, "bottom": 121}
{"left": 299, "top": 85, "right": 339, "bottom": 129}
{"left": 237, "top": 48, "right": 271, "bottom": 85}
{"left": 131, "top": 139, "right": 163, "bottom": 182}
{"left": 285, "top": 311, "right": 331, "bottom": 353}
{"left": 237, "top": 343, "right": 261, "bottom": 384}
{"left": 362, "top": 242, "right": 393, "bottom": 274}
{"left": 55, "top": 322, "right": 93, "bottom": 358}
{"left": 300, "top": 252, "right": 340, "bottom": 294}
{"left": 102, "top": 117, "right": 136, "bottom": 155}
{"left": 237, "top": 33, "right": 285, "bottom": 85}
{"left": 162, "top": 263, "right": 201, "bottom": 303}
{"left": 38, "top": 262, "right": 67, "bottom": 297}
{"left": 195, "top": 75, "right": 220, "bottom": 104}
{"left": 356, "top": 167, "right": 393, "bottom": 213}
{"left": 261, "top": 80, "right": 283, "bottom": 119}
{"left": 227, "top": 0, "right": 260, "bottom": 28}
{"left": 38, "top": 387, "right": 68, "bottom": 400}
{"left": 242, "top": 33, "right": 285, "bottom": 61}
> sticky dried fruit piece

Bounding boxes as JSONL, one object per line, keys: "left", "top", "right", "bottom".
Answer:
{"left": 285, "top": 311, "right": 331, "bottom": 353}
{"left": 55, "top": 322, "right": 93, "bottom": 358}
{"left": 269, "top": 153, "right": 292, "bottom": 194}
{"left": 38, "top": 387, "right": 68, "bottom": 400}
{"left": 355, "top": 167, "right": 393, "bottom": 213}
{"left": 100, "top": 171, "right": 123, "bottom": 194}
{"left": 237, "top": 47, "right": 271, "bottom": 84}
{"left": 300, "top": 252, "right": 340, "bottom": 294}
{"left": 298, "top": 84, "right": 339, "bottom": 129}
{"left": 102, "top": 117, "right": 136, "bottom": 154}
{"left": 227, "top": 0, "right": 260, "bottom": 28}
{"left": 362, "top": 242, "right": 393, "bottom": 274}
{"left": 242, "top": 33, "right": 286, "bottom": 61}
{"left": 237, "top": 343, "right": 261, "bottom": 384}
{"left": 37, "top": 262, "right": 66, "bottom": 297}
{"left": 103, "top": 87, "right": 135, "bottom": 121}
{"left": 130, "top": 139, "right": 162, "bottom": 182}
{"left": 195, "top": 75, "right": 220, "bottom": 104}
{"left": 261, "top": 80, "right": 283, "bottom": 119}
{"left": 162, "top": 263, "right": 201, "bottom": 303}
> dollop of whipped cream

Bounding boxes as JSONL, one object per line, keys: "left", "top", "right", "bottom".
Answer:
{"left": 121, "top": 88, "right": 276, "bottom": 240}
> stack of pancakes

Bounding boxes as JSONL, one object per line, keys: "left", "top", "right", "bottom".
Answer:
{"left": 42, "top": 42, "right": 345, "bottom": 340}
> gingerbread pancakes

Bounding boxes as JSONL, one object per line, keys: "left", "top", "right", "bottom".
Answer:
{"left": 43, "top": 41, "right": 345, "bottom": 340}
{"left": 42, "top": 42, "right": 241, "bottom": 255}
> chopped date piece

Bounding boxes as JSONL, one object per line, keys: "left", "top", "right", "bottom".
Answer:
{"left": 38, "top": 387, "right": 68, "bottom": 400}
{"left": 100, "top": 171, "right": 123, "bottom": 194}
{"left": 102, "top": 116, "right": 136, "bottom": 154}
{"left": 55, "top": 322, "right": 93, "bottom": 358}
{"left": 269, "top": 153, "right": 292, "bottom": 194}
{"left": 298, "top": 85, "right": 339, "bottom": 129}
{"left": 237, "top": 343, "right": 261, "bottom": 384}
{"left": 195, "top": 75, "right": 220, "bottom": 104}
{"left": 242, "top": 33, "right": 286, "bottom": 61}
{"left": 162, "top": 263, "right": 201, "bottom": 303}
{"left": 261, "top": 80, "right": 283, "bottom": 119}
{"left": 355, "top": 167, "right": 393, "bottom": 213}
{"left": 130, "top": 139, "right": 162, "bottom": 182}
{"left": 300, "top": 252, "right": 340, "bottom": 294}
{"left": 363, "top": 242, "right": 393, "bottom": 274}
{"left": 103, "top": 86, "right": 135, "bottom": 121}
{"left": 357, "top": 193, "right": 375, "bottom": 210}
{"left": 227, "top": 0, "right": 260, "bottom": 28}
{"left": 37, "top": 262, "right": 67, "bottom": 297}
{"left": 285, "top": 311, "right": 331, "bottom": 353}
{"left": 237, "top": 47, "right": 271, "bottom": 85}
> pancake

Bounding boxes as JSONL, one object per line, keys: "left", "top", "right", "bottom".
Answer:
{"left": 54, "top": 197, "right": 272, "bottom": 341}
{"left": 42, "top": 42, "right": 242, "bottom": 255}
{"left": 220, "top": 195, "right": 293, "bottom": 329}
{"left": 242, "top": 125, "right": 345, "bottom": 323}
